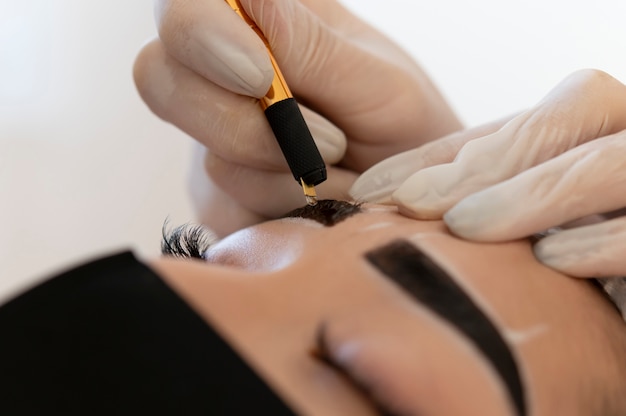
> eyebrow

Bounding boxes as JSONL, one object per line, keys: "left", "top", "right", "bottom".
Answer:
{"left": 365, "top": 239, "right": 526, "bottom": 416}
{"left": 280, "top": 200, "right": 362, "bottom": 226}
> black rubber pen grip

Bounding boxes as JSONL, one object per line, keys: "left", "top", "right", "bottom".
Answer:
{"left": 264, "top": 98, "right": 327, "bottom": 186}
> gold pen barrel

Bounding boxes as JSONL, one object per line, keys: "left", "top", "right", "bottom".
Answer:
{"left": 224, "top": 0, "right": 292, "bottom": 108}
{"left": 225, "top": 0, "right": 327, "bottom": 194}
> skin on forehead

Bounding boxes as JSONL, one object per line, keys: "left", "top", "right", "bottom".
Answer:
{"left": 151, "top": 204, "right": 625, "bottom": 416}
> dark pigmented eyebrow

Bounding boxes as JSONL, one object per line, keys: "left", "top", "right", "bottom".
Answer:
{"left": 280, "top": 200, "right": 362, "bottom": 226}
{"left": 365, "top": 239, "right": 526, "bottom": 416}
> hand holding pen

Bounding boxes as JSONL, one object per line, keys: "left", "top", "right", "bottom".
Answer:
{"left": 136, "top": 0, "right": 461, "bottom": 237}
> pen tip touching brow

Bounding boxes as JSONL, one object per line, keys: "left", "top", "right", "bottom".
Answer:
{"left": 281, "top": 200, "right": 362, "bottom": 226}
{"left": 301, "top": 179, "right": 318, "bottom": 206}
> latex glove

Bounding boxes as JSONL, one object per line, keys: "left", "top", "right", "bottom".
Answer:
{"left": 351, "top": 69, "right": 626, "bottom": 277}
{"left": 134, "top": 0, "right": 461, "bottom": 237}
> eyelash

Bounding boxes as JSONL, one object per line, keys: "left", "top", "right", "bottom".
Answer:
{"left": 311, "top": 323, "right": 340, "bottom": 369}
{"left": 161, "top": 221, "right": 217, "bottom": 260}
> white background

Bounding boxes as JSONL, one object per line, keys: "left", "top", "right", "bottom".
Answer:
{"left": 1, "top": 0, "right": 625, "bottom": 299}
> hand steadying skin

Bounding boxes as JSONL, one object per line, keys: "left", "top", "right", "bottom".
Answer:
{"left": 351, "top": 69, "right": 626, "bottom": 278}
{"left": 134, "top": 0, "right": 461, "bottom": 237}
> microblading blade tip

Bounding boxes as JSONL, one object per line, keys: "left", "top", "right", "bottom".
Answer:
{"left": 300, "top": 179, "right": 318, "bottom": 206}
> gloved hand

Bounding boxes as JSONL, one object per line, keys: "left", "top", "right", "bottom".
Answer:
{"left": 134, "top": 0, "right": 461, "bottom": 237}
{"left": 351, "top": 69, "right": 626, "bottom": 277}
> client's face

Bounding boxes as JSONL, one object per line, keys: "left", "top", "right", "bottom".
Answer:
{"left": 152, "top": 201, "right": 624, "bottom": 416}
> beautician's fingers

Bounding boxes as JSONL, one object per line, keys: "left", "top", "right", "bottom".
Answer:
{"left": 136, "top": 36, "right": 347, "bottom": 236}
{"left": 443, "top": 130, "right": 626, "bottom": 241}
{"left": 141, "top": 0, "right": 463, "bottom": 235}
{"left": 534, "top": 216, "right": 626, "bottom": 278}
{"left": 134, "top": 39, "right": 347, "bottom": 170}
{"left": 153, "top": 0, "right": 376, "bottom": 97}
{"left": 205, "top": 152, "right": 359, "bottom": 220}
{"left": 154, "top": 0, "right": 274, "bottom": 98}
{"left": 152, "top": 0, "right": 461, "bottom": 171}
{"left": 349, "top": 115, "right": 516, "bottom": 203}
{"left": 391, "top": 70, "right": 626, "bottom": 219}
{"left": 241, "top": 0, "right": 461, "bottom": 170}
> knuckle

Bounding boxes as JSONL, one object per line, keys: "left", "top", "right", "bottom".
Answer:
{"left": 454, "top": 135, "right": 493, "bottom": 161}
{"left": 565, "top": 68, "right": 620, "bottom": 94}
{"left": 132, "top": 40, "right": 173, "bottom": 118}
{"left": 155, "top": 0, "right": 192, "bottom": 44}
{"left": 211, "top": 109, "right": 284, "bottom": 168}
{"left": 419, "top": 136, "right": 459, "bottom": 166}
{"left": 132, "top": 40, "right": 161, "bottom": 92}
{"left": 204, "top": 152, "right": 244, "bottom": 189}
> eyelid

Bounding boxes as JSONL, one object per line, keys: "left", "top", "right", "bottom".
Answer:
{"left": 203, "top": 250, "right": 245, "bottom": 268}
{"left": 312, "top": 322, "right": 399, "bottom": 415}
{"left": 202, "top": 227, "right": 305, "bottom": 272}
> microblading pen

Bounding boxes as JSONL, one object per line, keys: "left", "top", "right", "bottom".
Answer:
{"left": 225, "top": 0, "right": 327, "bottom": 206}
